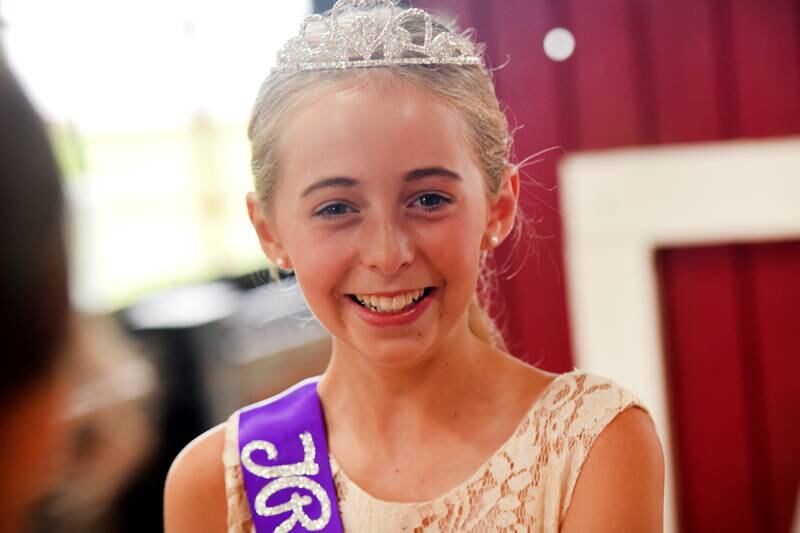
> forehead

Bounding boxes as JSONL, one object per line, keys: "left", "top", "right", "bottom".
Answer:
{"left": 280, "top": 77, "right": 478, "bottom": 187}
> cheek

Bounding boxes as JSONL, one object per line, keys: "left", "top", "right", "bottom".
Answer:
{"left": 288, "top": 228, "right": 352, "bottom": 315}
{"left": 431, "top": 230, "right": 477, "bottom": 273}
{"left": 421, "top": 212, "right": 485, "bottom": 286}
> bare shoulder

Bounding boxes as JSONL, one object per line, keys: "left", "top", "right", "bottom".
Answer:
{"left": 164, "top": 423, "right": 228, "bottom": 533}
{"left": 561, "top": 407, "right": 665, "bottom": 533}
{"left": 497, "top": 350, "right": 559, "bottom": 401}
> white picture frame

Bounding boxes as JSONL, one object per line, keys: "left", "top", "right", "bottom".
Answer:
{"left": 560, "top": 136, "right": 800, "bottom": 533}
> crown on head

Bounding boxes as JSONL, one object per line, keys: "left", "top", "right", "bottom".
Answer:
{"left": 273, "top": 0, "right": 482, "bottom": 73}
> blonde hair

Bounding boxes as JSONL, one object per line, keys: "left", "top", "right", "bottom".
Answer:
{"left": 248, "top": 6, "right": 513, "bottom": 351}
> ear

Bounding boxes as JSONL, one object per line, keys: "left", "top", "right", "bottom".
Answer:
{"left": 483, "top": 164, "right": 520, "bottom": 250}
{"left": 246, "top": 192, "right": 291, "bottom": 268}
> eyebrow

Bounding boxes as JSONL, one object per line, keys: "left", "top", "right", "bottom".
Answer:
{"left": 300, "top": 176, "right": 357, "bottom": 197}
{"left": 404, "top": 166, "right": 462, "bottom": 183}
{"left": 300, "top": 166, "right": 462, "bottom": 197}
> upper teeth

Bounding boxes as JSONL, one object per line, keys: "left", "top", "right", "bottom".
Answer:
{"left": 354, "top": 289, "right": 426, "bottom": 312}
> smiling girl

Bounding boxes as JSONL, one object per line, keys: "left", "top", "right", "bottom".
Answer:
{"left": 164, "top": 2, "right": 664, "bottom": 532}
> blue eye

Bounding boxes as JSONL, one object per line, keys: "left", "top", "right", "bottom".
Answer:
{"left": 412, "top": 193, "right": 452, "bottom": 211}
{"left": 314, "top": 202, "right": 356, "bottom": 219}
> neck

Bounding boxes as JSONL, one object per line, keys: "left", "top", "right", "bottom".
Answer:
{"left": 318, "top": 317, "right": 503, "bottom": 441}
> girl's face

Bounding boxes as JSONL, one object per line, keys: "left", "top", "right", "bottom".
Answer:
{"left": 249, "top": 79, "right": 515, "bottom": 368}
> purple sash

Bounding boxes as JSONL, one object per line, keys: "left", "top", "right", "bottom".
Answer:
{"left": 238, "top": 377, "right": 343, "bottom": 533}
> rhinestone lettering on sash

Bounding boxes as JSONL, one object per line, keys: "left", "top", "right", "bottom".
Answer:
{"left": 241, "top": 432, "right": 332, "bottom": 532}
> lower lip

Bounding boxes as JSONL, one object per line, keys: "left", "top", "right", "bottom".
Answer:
{"left": 347, "top": 289, "right": 436, "bottom": 327}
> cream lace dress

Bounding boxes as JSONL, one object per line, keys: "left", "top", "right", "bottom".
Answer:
{"left": 223, "top": 370, "right": 647, "bottom": 532}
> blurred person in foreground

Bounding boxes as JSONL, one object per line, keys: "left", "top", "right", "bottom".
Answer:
{"left": 0, "top": 54, "right": 72, "bottom": 531}
{"left": 32, "top": 313, "right": 158, "bottom": 533}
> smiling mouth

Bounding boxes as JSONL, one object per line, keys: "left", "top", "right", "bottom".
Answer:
{"left": 347, "top": 287, "right": 435, "bottom": 314}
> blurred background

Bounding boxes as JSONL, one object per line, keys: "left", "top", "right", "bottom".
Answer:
{"left": 2, "top": 0, "right": 312, "bottom": 309}
{"left": 2, "top": 1, "right": 322, "bottom": 531}
{"left": 2, "top": 0, "right": 799, "bottom": 532}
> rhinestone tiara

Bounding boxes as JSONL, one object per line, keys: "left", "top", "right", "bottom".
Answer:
{"left": 273, "top": 0, "right": 482, "bottom": 73}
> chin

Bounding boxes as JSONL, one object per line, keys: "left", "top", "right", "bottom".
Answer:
{"left": 363, "top": 336, "right": 438, "bottom": 369}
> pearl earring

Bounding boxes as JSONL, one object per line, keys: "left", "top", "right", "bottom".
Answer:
{"left": 489, "top": 234, "right": 500, "bottom": 248}
{"left": 275, "top": 258, "right": 287, "bottom": 269}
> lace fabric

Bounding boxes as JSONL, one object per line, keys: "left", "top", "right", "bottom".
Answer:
{"left": 223, "top": 370, "right": 647, "bottom": 532}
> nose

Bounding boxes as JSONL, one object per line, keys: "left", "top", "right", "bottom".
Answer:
{"left": 360, "top": 217, "right": 414, "bottom": 276}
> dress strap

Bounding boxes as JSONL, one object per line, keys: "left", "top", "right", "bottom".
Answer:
{"left": 537, "top": 371, "right": 647, "bottom": 522}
